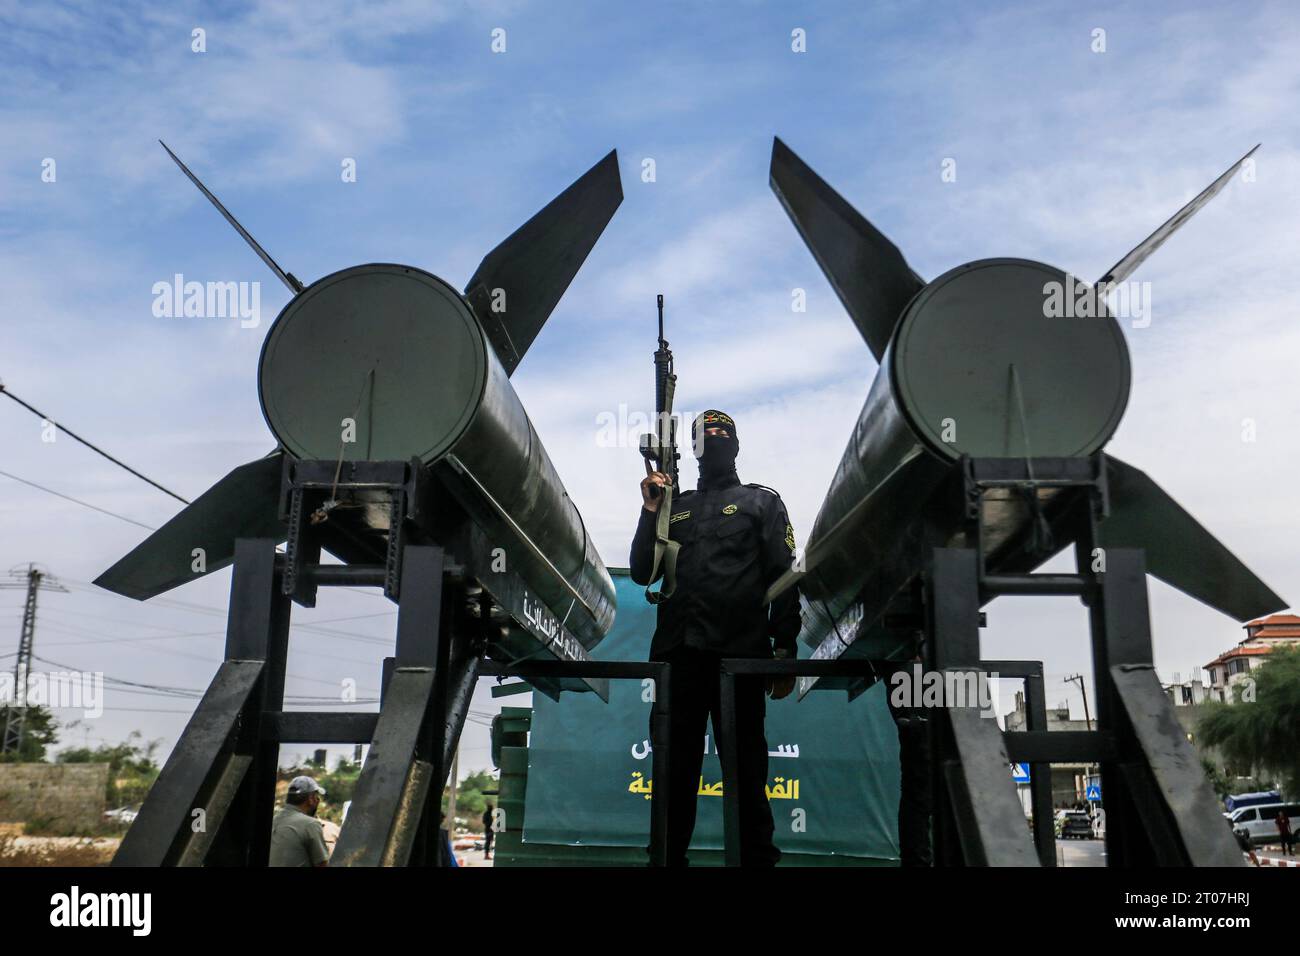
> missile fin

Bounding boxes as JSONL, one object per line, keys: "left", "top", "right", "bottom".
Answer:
{"left": 159, "top": 140, "right": 304, "bottom": 294}
{"left": 1101, "top": 455, "right": 1285, "bottom": 622}
{"left": 465, "top": 150, "right": 623, "bottom": 376}
{"left": 1097, "top": 145, "right": 1259, "bottom": 288}
{"left": 769, "top": 137, "right": 924, "bottom": 362}
{"left": 94, "top": 452, "right": 287, "bottom": 600}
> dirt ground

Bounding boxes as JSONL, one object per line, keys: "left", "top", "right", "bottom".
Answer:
{"left": 0, "top": 821, "right": 492, "bottom": 867}
{"left": 0, "top": 832, "right": 120, "bottom": 866}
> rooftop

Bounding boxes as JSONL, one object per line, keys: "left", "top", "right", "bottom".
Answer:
{"left": 1207, "top": 645, "right": 1274, "bottom": 668}
{"left": 1244, "top": 613, "right": 1300, "bottom": 628}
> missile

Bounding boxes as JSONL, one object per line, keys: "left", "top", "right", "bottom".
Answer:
{"left": 764, "top": 137, "right": 1285, "bottom": 683}
{"left": 95, "top": 143, "right": 623, "bottom": 664}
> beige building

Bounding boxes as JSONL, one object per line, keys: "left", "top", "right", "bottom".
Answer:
{"left": 1151, "top": 613, "right": 1299, "bottom": 789}
{"left": 1204, "top": 613, "right": 1300, "bottom": 703}
{"left": 1163, "top": 673, "right": 1211, "bottom": 707}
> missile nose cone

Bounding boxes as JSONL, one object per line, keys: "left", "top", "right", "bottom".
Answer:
{"left": 892, "top": 258, "right": 1131, "bottom": 461}
{"left": 258, "top": 263, "right": 488, "bottom": 463}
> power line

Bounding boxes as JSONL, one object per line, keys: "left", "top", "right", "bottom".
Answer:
{"left": 36, "top": 625, "right": 381, "bottom": 670}
{"left": 35, "top": 604, "right": 222, "bottom": 631}
{"left": 57, "top": 578, "right": 396, "bottom": 645}
{"left": 58, "top": 579, "right": 223, "bottom": 615}
{"left": 36, "top": 615, "right": 392, "bottom": 655}
{"left": 0, "top": 383, "right": 190, "bottom": 504}
{"left": 35, "top": 606, "right": 394, "bottom": 651}
{"left": 0, "top": 469, "right": 157, "bottom": 531}
{"left": 36, "top": 625, "right": 381, "bottom": 668}
{"left": 32, "top": 651, "right": 380, "bottom": 699}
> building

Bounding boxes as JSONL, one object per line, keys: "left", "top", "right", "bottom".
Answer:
{"left": 1204, "top": 613, "right": 1300, "bottom": 703}
{"left": 1003, "top": 691, "right": 1094, "bottom": 810}
{"left": 1149, "top": 613, "right": 1300, "bottom": 791}
{"left": 1163, "top": 673, "right": 1211, "bottom": 707}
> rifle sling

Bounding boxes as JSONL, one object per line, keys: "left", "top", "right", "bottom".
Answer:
{"left": 645, "top": 485, "right": 680, "bottom": 605}
{"left": 645, "top": 375, "right": 679, "bottom": 605}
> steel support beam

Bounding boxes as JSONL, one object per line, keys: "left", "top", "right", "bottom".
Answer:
{"left": 112, "top": 661, "right": 263, "bottom": 866}
{"left": 927, "top": 548, "right": 1039, "bottom": 866}
{"left": 332, "top": 545, "right": 460, "bottom": 867}
{"left": 1109, "top": 665, "right": 1240, "bottom": 864}
{"left": 113, "top": 538, "right": 288, "bottom": 867}
{"left": 940, "top": 705, "right": 1040, "bottom": 866}
{"left": 983, "top": 659, "right": 1057, "bottom": 866}
{"left": 263, "top": 712, "right": 379, "bottom": 744}
{"left": 331, "top": 667, "right": 440, "bottom": 867}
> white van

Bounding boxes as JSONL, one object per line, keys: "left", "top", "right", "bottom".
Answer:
{"left": 1229, "top": 802, "right": 1299, "bottom": 846}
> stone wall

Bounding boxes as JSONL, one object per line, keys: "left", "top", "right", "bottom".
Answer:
{"left": 0, "top": 763, "right": 108, "bottom": 833}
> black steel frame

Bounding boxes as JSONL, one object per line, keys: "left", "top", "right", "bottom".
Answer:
{"left": 480, "top": 659, "right": 672, "bottom": 866}
{"left": 925, "top": 457, "right": 1242, "bottom": 866}
{"left": 981, "top": 659, "right": 1055, "bottom": 866}
{"left": 713, "top": 456, "right": 1242, "bottom": 868}
{"left": 113, "top": 461, "right": 673, "bottom": 867}
{"left": 715, "top": 659, "right": 877, "bottom": 866}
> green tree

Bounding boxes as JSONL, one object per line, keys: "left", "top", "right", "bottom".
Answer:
{"left": 0, "top": 705, "right": 58, "bottom": 762}
{"left": 58, "top": 730, "right": 161, "bottom": 807}
{"left": 1197, "top": 645, "right": 1300, "bottom": 795}
{"left": 1200, "top": 756, "right": 1232, "bottom": 798}
{"left": 442, "top": 768, "right": 497, "bottom": 827}
{"left": 315, "top": 756, "right": 362, "bottom": 821}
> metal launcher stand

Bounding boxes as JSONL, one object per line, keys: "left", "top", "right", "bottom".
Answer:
{"left": 924, "top": 456, "right": 1241, "bottom": 866}
{"left": 112, "top": 459, "right": 674, "bottom": 867}
{"left": 715, "top": 456, "right": 1242, "bottom": 867}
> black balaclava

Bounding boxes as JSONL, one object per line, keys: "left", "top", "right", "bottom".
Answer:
{"left": 693, "top": 409, "right": 740, "bottom": 490}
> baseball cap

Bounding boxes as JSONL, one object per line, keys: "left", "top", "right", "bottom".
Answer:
{"left": 287, "top": 775, "right": 326, "bottom": 796}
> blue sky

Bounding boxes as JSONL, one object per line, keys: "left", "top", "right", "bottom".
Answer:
{"left": 2, "top": 0, "right": 1298, "bottom": 767}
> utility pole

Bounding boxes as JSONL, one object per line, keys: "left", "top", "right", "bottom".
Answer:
{"left": 1, "top": 564, "right": 68, "bottom": 756}
{"left": 1064, "top": 673, "right": 1096, "bottom": 809}
{"left": 1064, "top": 673, "right": 1092, "bottom": 730}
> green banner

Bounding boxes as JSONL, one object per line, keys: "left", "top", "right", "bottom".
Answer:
{"left": 523, "top": 569, "right": 901, "bottom": 860}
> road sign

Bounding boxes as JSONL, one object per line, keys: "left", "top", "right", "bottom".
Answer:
{"left": 1086, "top": 783, "right": 1102, "bottom": 802}
{"left": 1011, "top": 763, "right": 1030, "bottom": 783}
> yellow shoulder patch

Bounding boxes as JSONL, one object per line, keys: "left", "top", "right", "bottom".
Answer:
{"left": 722, "top": 504, "right": 738, "bottom": 515}
{"left": 670, "top": 510, "right": 691, "bottom": 524}
{"left": 785, "top": 523, "right": 796, "bottom": 553}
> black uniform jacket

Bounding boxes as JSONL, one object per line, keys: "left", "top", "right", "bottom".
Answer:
{"left": 629, "top": 474, "right": 802, "bottom": 660}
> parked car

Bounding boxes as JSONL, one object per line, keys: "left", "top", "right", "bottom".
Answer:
{"left": 1225, "top": 790, "right": 1282, "bottom": 813}
{"left": 1228, "top": 802, "right": 1299, "bottom": 845}
{"left": 1055, "top": 810, "right": 1093, "bottom": 840}
{"left": 103, "top": 806, "right": 138, "bottom": 824}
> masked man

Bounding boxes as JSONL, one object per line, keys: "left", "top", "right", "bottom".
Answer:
{"left": 630, "top": 408, "right": 801, "bottom": 866}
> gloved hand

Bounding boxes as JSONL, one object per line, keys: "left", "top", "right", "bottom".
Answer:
{"left": 767, "top": 647, "right": 795, "bottom": 700}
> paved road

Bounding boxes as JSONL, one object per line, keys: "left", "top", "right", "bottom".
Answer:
{"left": 1056, "top": 837, "right": 1106, "bottom": 867}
